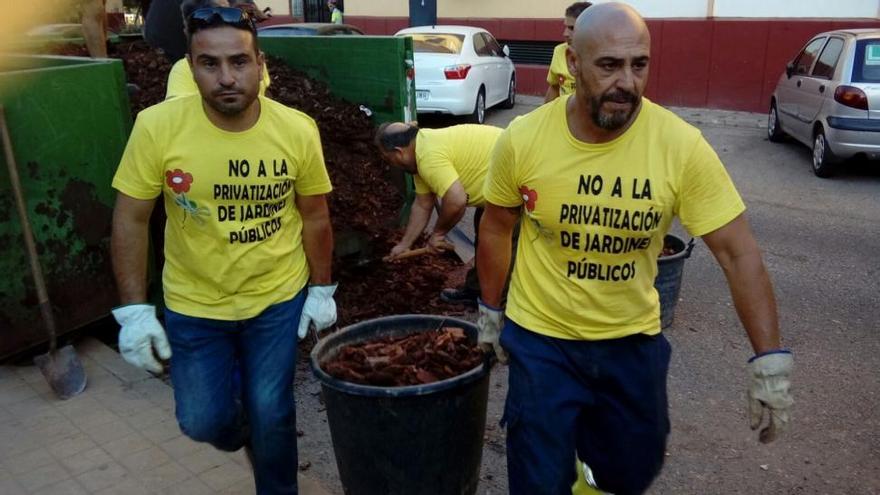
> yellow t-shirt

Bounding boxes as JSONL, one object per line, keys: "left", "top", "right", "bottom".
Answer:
{"left": 112, "top": 95, "right": 332, "bottom": 320}
{"left": 547, "top": 43, "right": 575, "bottom": 96}
{"left": 484, "top": 96, "right": 745, "bottom": 340}
{"left": 165, "top": 58, "right": 271, "bottom": 100}
{"left": 331, "top": 8, "right": 343, "bottom": 24}
{"left": 413, "top": 124, "right": 502, "bottom": 207}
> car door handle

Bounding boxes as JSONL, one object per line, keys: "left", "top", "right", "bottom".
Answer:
{"left": 796, "top": 80, "right": 802, "bottom": 87}
{"left": 819, "top": 85, "right": 825, "bottom": 93}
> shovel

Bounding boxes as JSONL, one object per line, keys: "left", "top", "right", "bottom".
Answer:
{"left": 0, "top": 105, "right": 87, "bottom": 400}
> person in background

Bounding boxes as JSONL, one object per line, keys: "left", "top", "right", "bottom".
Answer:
{"left": 375, "top": 122, "right": 503, "bottom": 307}
{"left": 545, "top": 2, "right": 592, "bottom": 103}
{"left": 110, "top": 6, "right": 336, "bottom": 493}
{"left": 478, "top": 4, "right": 793, "bottom": 493}
{"left": 328, "top": 0, "right": 343, "bottom": 25}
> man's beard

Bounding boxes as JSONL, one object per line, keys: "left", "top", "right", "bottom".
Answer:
{"left": 589, "top": 89, "right": 640, "bottom": 130}
{"left": 206, "top": 89, "right": 256, "bottom": 116}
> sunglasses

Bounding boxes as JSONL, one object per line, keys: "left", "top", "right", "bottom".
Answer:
{"left": 186, "top": 7, "right": 256, "bottom": 35}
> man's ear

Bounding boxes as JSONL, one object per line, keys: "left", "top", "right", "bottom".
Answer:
{"left": 186, "top": 53, "right": 193, "bottom": 68}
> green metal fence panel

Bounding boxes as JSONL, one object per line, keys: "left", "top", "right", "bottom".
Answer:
{"left": 0, "top": 55, "right": 132, "bottom": 360}
{"left": 259, "top": 35, "right": 417, "bottom": 225}
{"left": 259, "top": 35, "right": 417, "bottom": 125}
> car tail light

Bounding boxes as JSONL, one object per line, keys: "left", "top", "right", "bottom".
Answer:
{"left": 444, "top": 64, "right": 471, "bottom": 80}
{"left": 406, "top": 67, "right": 415, "bottom": 80}
{"left": 834, "top": 85, "right": 869, "bottom": 110}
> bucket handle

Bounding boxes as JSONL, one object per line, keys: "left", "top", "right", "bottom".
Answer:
{"left": 684, "top": 238, "right": 695, "bottom": 258}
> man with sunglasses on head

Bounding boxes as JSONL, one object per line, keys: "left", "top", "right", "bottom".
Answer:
{"left": 545, "top": 2, "right": 592, "bottom": 103}
{"left": 165, "top": 0, "right": 272, "bottom": 100}
{"left": 110, "top": 6, "right": 336, "bottom": 494}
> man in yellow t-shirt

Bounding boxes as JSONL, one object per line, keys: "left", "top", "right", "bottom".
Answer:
{"left": 478, "top": 4, "right": 793, "bottom": 494}
{"left": 328, "top": 0, "right": 343, "bottom": 24}
{"left": 110, "top": 8, "right": 335, "bottom": 493}
{"left": 376, "top": 122, "right": 502, "bottom": 306}
{"left": 545, "top": 2, "right": 592, "bottom": 103}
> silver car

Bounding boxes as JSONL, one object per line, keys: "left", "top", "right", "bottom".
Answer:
{"left": 769, "top": 29, "right": 880, "bottom": 177}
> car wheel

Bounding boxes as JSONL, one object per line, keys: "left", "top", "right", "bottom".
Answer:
{"left": 468, "top": 88, "right": 486, "bottom": 124}
{"left": 812, "top": 127, "right": 835, "bottom": 178}
{"left": 499, "top": 76, "right": 516, "bottom": 109}
{"left": 768, "top": 102, "right": 785, "bottom": 143}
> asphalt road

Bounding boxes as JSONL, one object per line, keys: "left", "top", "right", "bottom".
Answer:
{"left": 299, "top": 98, "right": 880, "bottom": 494}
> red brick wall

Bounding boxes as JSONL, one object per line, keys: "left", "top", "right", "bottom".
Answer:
{"left": 346, "top": 16, "right": 880, "bottom": 112}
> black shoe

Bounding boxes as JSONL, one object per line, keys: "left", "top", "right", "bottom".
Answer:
{"left": 439, "top": 287, "right": 479, "bottom": 306}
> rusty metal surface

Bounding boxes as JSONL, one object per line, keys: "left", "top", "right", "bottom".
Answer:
{"left": 0, "top": 55, "right": 132, "bottom": 360}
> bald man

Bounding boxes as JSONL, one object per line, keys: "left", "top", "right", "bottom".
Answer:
{"left": 476, "top": 4, "right": 793, "bottom": 494}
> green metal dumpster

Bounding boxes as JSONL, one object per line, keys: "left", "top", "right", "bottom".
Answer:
{"left": 0, "top": 54, "right": 132, "bottom": 360}
{"left": 259, "top": 35, "right": 418, "bottom": 224}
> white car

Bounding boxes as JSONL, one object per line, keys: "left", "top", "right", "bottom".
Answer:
{"left": 395, "top": 25, "right": 516, "bottom": 124}
{"left": 769, "top": 29, "right": 880, "bottom": 177}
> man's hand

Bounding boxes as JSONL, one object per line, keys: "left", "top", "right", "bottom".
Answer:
{"left": 298, "top": 284, "right": 338, "bottom": 339}
{"left": 748, "top": 350, "right": 793, "bottom": 443}
{"left": 387, "top": 243, "right": 410, "bottom": 261}
{"left": 477, "top": 299, "right": 507, "bottom": 364}
{"left": 112, "top": 304, "right": 171, "bottom": 374}
{"left": 427, "top": 233, "right": 451, "bottom": 253}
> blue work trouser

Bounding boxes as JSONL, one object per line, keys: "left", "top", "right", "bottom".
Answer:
{"left": 164, "top": 290, "right": 306, "bottom": 495}
{"left": 501, "top": 319, "right": 671, "bottom": 495}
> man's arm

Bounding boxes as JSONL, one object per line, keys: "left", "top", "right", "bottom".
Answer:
{"left": 296, "top": 193, "right": 333, "bottom": 285}
{"left": 431, "top": 181, "right": 468, "bottom": 238}
{"left": 81, "top": 0, "right": 108, "bottom": 58}
{"left": 701, "top": 214, "right": 781, "bottom": 353}
{"left": 476, "top": 202, "right": 520, "bottom": 307}
{"left": 392, "top": 192, "right": 435, "bottom": 255}
{"left": 544, "top": 84, "right": 560, "bottom": 103}
{"left": 111, "top": 193, "right": 156, "bottom": 304}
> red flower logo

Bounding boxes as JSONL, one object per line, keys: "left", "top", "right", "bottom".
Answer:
{"left": 520, "top": 185, "right": 537, "bottom": 212}
{"left": 165, "top": 169, "right": 193, "bottom": 194}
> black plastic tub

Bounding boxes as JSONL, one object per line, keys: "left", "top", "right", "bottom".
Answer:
{"left": 654, "top": 234, "right": 695, "bottom": 329}
{"left": 310, "top": 314, "right": 490, "bottom": 495}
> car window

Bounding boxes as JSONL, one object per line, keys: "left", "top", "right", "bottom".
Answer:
{"left": 794, "top": 37, "right": 827, "bottom": 75}
{"left": 482, "top": 33, "right": 505, "bottom": 57}
{"left": 408, "top": 34, "right": 464, "bottom": 54}
{"left": 852, "top": 39, "right": 880, "bottom": 82}
{"left": 811, "top": 37, "right": 845, "bottom": 79}
{"left": 473, "top": 33, "right": 492, "bottom": 57}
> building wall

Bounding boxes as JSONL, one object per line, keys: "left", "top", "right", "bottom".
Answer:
{"left": 344, "top": 0, "right": 880, "bottom": 112}
{"left": 346, "top": 0, "right": 880, "bottom": 19}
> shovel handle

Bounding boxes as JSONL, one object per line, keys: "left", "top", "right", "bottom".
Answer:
{"left": 0, "top": 106, "right": 57, "bottom": 350}
{"left": 383, "top": 246, "right": 432, "bottom": 262}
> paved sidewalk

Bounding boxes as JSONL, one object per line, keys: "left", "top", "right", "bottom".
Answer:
{"left": 0, "top": 338, "right": 333, "bottom": 495}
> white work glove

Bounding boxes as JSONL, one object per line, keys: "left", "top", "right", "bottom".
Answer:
{"left": 477, "top": 299, "right": 508, "bottom": 364}
{"left": 748, "top": 350, "right": 794, "bottom": 443}
{"left": 297, "top": 284, "right": 338, "bottom": 340}
{"left": 112, "top": 304, "right": 171, "bottom": 374}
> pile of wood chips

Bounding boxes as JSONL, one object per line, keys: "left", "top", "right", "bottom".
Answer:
{"left": 322, "top": 327, "right": 485, "bottom": 386}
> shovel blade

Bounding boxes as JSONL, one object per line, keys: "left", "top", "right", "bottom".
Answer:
{"left": 446, "top": 226, "right": 475, "bottom": 263}
{"left": 34, "top": 345, "right": 87, "bottom": 400}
